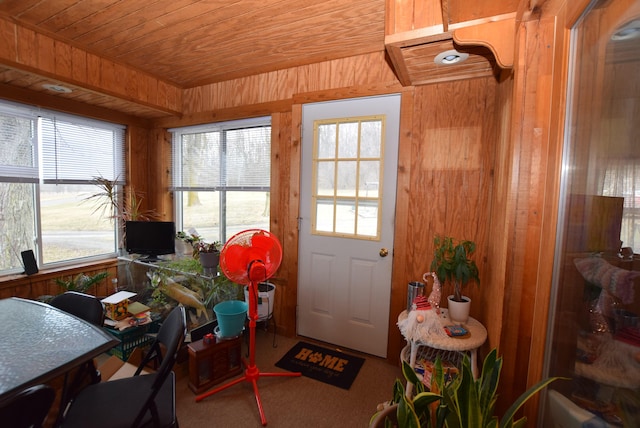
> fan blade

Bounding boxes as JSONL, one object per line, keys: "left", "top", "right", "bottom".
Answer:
{"left": 251, "top": 232, "right": 275, "bottom": 252}
{"left": 222, "top": 244, "right": 250, "bottom": 278}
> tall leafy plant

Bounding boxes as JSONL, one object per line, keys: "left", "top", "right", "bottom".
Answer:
{"left": 430, "top": 236, "right": 480, "bottom": 302}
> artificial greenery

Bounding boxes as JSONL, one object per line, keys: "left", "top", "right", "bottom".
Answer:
{"left": 372, "top": 349, "right": 564, "bottom": 428}
{"left": 149, "top": 259, "right": 241, "bottom": 310}
{"left": 55, "top": 271, "right": 109, "bottom": 293}
{"left": 430, "top": 236, "right": 480, "bottom": 302}
{"left": 194, "top": 240, "right": 222, "bottom": 254}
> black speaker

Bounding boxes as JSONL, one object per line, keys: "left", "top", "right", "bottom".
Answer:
{"left": 21, "top": 250, "right": 38, "bottom": 275}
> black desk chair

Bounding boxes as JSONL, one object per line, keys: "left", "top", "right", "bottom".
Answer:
{"left": 0, "top": 384, "right": 55, "bottom": 428}
{"left": 60, "top": 305, "right": 187, "bottom": 428}
{"left": 50, "top": 291, "right": 105, "bottom": 327}
{"left": 50, "top": 291, "right": 105, "bottom": 385}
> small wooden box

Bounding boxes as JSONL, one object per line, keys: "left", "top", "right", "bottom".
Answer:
{"left": 187, "top": 336, "right": 243, "bottom": 394}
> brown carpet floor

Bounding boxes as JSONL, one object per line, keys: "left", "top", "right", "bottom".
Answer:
{"left": 173, "top": 330, "right": 403, "bottom": 427}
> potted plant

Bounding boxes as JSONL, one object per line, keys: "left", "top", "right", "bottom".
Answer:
{"left": 84, "top": 175, "right": 157, "bottom": 253}
{"left": 370, "top": 349, "right": 564, "bottom": 428}
{"left": 430, "top": 236, "right": 480, "bottom": 323}
{"left": 175, "top": 230, "right": 201, "bottom": 256}
{"left": 195, "top": 240, "right": 222, "bottom": 274}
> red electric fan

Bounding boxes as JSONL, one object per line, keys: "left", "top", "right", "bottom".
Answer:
{"left": 195, "top": 229, "right": 300, "bottom": 426}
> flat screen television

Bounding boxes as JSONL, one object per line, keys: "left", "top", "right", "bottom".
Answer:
{"left": 125, "top": 221, "right": 175, "bottom": 261}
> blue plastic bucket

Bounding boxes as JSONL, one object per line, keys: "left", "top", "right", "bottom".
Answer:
{"left": 214, "top": 300, "right": 248, "bottom": 337}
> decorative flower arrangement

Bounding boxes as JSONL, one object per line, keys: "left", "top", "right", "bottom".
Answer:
{"left": 194, "top": 240, "right": 222, "bottom": 254}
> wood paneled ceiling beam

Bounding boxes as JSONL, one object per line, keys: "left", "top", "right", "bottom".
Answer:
{"left": 0, "top": 16, "right": 183, "bottom": 117}
{"left": 0, "top": 81, "right": 152, "bottom": 128}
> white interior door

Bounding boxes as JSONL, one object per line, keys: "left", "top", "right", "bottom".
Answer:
{"left": 297, "top": 94, "right": 400, "bottom": 357}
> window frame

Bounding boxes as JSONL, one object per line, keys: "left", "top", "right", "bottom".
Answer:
{"left": 170, "top": 117, "right": 272, "bottom": 242}
{"left": 0, "top": 99, "right": 126, "bottom": 274}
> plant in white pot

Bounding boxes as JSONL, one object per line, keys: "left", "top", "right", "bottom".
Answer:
{"left": 430, "top": 235, "right": 479, "bottom": 324}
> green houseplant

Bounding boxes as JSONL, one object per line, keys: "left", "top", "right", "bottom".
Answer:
{"left": 195, "top": 240, "right": 222, "bottom": 273}
{"left": 430, "top": 236, "right": 480, "bottom": 323}
{"left": 370, "top": 349, "right": 564, "bottom": 428}
{"left": 430, "top": 236, "right": 480, "bottom": 303}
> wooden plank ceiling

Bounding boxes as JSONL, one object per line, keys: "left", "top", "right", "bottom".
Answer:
{"left": 0, "top": 0, "right": 519, "bottom": 119}
{"left": 0, "top": 0, "right": 386, "bottom": 88}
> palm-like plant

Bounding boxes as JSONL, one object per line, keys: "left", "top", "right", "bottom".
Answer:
{"left": 84, "top": 175, "right": 156, "bottom": 222}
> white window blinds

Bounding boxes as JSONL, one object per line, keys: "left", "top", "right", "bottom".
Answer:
{"left": 40, "top": 113, "right": 125, "bottom": 184}
{"left": 0, "top": 100, "right": 125, "bottom": 185}
{"left": 170, "top": 117, "right": 271, "bottom": 191}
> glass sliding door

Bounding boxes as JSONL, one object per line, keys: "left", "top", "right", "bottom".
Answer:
{"left": 543, "top": 0, "right": 640, "bottom": 426}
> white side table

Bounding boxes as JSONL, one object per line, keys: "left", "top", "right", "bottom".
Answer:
{"left": 397, "top": 308, "right": 487, "bottom": 395}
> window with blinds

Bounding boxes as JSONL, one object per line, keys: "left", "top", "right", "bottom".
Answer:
{"left": 0, "top": 99, "right": 126, "bottom": 273}
{"left": 171, "top": 117, "right": 271, "bottom": 243}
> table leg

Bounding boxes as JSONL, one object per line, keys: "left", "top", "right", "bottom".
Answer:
{"left": 405, "top": 341, "right": 418, "bottom": 397}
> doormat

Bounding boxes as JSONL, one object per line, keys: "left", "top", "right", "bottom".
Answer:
{"left": 275, "top": 341, "right": 365, "bottom": 390}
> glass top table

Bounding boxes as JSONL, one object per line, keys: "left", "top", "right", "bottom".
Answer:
{"left": 0, "top": 297, "right": 119, "bottom": 404}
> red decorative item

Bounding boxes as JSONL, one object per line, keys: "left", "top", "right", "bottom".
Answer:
{"left": 413, "top": 295, "right": 431, "bottom": 311}
{"left": 195, "top": 229, "right": 300, "bottom": 426}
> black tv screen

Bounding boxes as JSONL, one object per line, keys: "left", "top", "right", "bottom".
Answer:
{"left": 125, "top": 221, "right": 175, "bottom": 261}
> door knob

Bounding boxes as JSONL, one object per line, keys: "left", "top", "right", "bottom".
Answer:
{"left": 379, "top": 248, "right": 389, "bottom": 257}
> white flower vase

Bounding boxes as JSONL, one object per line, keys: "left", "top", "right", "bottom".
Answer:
{"left": 175, "top": 239, "right": 192, "bottom": 256}
{"left": 447, "top": 295, "right": 471, "bottom": 324}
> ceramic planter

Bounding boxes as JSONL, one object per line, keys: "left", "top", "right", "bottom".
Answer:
{"left": 447, "top": 295, "right": 471, "bottom": 324}
{"left": 199, "top": 252, "right": 220, "bottom": 274}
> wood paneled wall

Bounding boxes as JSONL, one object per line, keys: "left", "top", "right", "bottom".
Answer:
{"left": 387, "top": 78, "right": 499, "bottom": 360}
{"left": 0, "top": 260, "right": 118, "bottom": 300}
{"left": 159, "top": 49, "right": 503, "bottom": 364}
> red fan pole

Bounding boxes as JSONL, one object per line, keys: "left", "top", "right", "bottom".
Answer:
{"left": 195, "top": 261, "right": 301, "bottom": 426}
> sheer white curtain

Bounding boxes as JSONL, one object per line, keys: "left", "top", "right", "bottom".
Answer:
{"left": 602, "top": 158, "right": 640, "bottom": 251}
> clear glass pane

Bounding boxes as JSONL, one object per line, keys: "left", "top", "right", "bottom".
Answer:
{"left": 356, "top": 200, "right": 379, "bottom": 237}
{"left": 318, "top": 124, "right": 336, "bottom": 159}
{"left": 316, "top": 161, "right": 335, "bottom": 197}
{"left": 181, "top": 190, "right": 221, "bottom": 241}
{"left": 225, "top": 191, "right": 270, "bottom": 239}
{"left": 335, "top": 200, "right": 356, "bottom": 234}
{"left": 360, "top": 120, "right": 382, "bottom": 158}
{"left": 315, "top": 199, "right": 335, "bottom": 232}
{"left": 337, "top": 122, "right": 359, "bottom": 158}
{"left": 0, "top": 183, "right": 36, "bottom": 272}
{"left": 358, "top": 161, "right": 380, "bottom": 197}
{"left": 336, "top": 161, "right": 357, "bottom": 197}
{"left": 40, "top": 184, "right": 115, "bottom": 263}
{"left": 181, "top": 191, "right": 269, "bottom": 243}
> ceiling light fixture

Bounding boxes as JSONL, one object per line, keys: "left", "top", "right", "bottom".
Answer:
{"left": 42, "top": 83, "right": 73, "bottom": 93}
{"left": 434, "top": 49, "right": 469, "bottom": 65}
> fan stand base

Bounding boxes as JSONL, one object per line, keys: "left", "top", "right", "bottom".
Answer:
{"left": 195, "top": 279, "right": 301, "bottom": 426}
{"left": 195, "top": 358, "right": 301, "bottom": 425}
